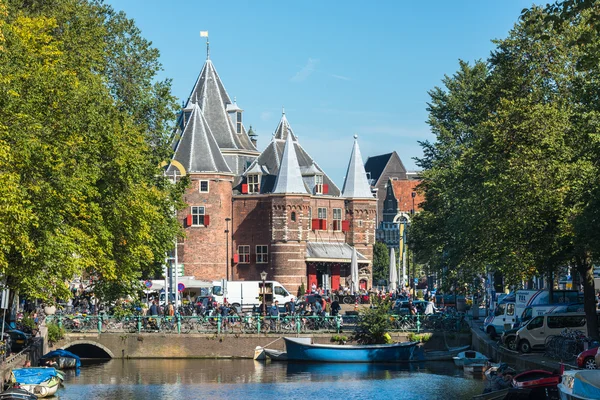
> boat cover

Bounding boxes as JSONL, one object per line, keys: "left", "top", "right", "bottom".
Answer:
{"left": 12, "top": 368, "right": 60, "bottom": 384}
{"left": 41, "top": 349, "right": 81, "bottom": 367}
{"left": 573, "top": 370, "right": 600, "bottom": 399}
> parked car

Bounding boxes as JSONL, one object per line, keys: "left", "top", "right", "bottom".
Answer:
{"left": 393, "top": 300, "right": 427, "bottom": 315}
{"left": 577, "top": 346, "right": 599, "bottom": 369}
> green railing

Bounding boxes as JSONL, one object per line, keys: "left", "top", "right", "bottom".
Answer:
{"left": 45, "top": 313, "right": 469, "bottom": 335}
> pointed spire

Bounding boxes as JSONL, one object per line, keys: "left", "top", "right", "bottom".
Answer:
{"left": 342, "top": 135, "right": 374, "bottom": 198}
{"left": 273, "top": 112, "right": 297, "bottom": 141}
{"left": 272, "top": 131, "right": 307, "bottom": 194}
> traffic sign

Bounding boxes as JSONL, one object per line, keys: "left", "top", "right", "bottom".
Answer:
{"left": 144, "top": 280, "right": 152, "bottom": 289}
{"left": 178, "top": 283, "right": 185, "bottom": 292}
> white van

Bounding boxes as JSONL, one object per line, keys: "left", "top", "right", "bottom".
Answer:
{"left": 212, "top": 280, "right": 295, "bottom": 312}
{"left": 515, "top": 312, "right": 588, "bottom": 353}
{"left": 483, "top": 290, "right": 581, "bottom": 337}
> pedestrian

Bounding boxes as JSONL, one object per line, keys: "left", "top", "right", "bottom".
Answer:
{"left": 269, "top": 300, "right": 280, "bottom": 329}
{"left": 168, "top": 302, "right": 175, "bottom": 317}
{"left": 149, "top": 301, "right": 159, "bottom": 316}
{"left": 314, "top": 299, "right": 323, "bottom": 316}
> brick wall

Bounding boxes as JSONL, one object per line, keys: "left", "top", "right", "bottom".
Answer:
{"left": 345, "top": 198, "right": 377, "bottom": 287}
{"left": 179, "top": 174, "right": 233, "bottom": 281}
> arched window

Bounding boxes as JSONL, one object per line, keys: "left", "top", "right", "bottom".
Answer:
{"left": 291, "top": 211, "right": 296, "bottom": 222}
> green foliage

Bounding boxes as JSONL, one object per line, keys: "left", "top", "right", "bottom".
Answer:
{"left": 47, "top": 323, "right": 65, "bottom": 345}
{"left": 297, "top": 282, "right": 305, "bottom": 297}
{"left": 330, "top": 335, "right": 348, "bottom": 344}
{"left": 408, "top": 332, "right": 432, "bottom": 343}
{"left": 372, "top": 242, "right": 390, "bottom": 284}
{"left": 0, "top": 0, "right": 185, "bottom": 302}
{"left": 19, "top": 314, "right": 37, "bottom": 332}
{"left": 352, "top": 297, "right": 393, "bottom": 344}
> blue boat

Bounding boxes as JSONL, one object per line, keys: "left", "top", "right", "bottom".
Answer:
{"left": 40, "top": 349, "right": 81, "bottom": 369}
{"left": 283, "top": 337, "right": 418, "bottom": 363}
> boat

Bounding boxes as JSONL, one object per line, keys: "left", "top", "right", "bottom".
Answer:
{"left": 453, "top": 350, "right": 489, "bottom": 367}
{"left": 472, "top": 388, "right": 510, "bottom": 400}
{"left": 512, "top": 369, "right": 561, "bottom": 389}
{"left": 0, "top": 387, "right": 37, "bottom": 400}
{"left": 40, "top": 349, "right": 81, "bottom": 369}
{"left": 464, "top": 363, "right": 489, "bottom": 375}
{"left": 424, "top": 345, "right": 471, "bottom": 361}
{"left": 11, "top": 368, "right": 64, "bottom": 398}
{"left": 264, "top": 348, "right": 288, "bottom": 361}
{"left": 282, "top": 337, "right": 418, "bottom": 363}
{"left": 558, "top": 370, "right": 600, "bottom": 400}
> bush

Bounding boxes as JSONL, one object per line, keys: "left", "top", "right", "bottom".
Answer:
{"left": 408, "top": 332, "right": 432, "bottom": 343}
{"left": 352, "top": 298, "right": 393, "bottom": 344}
{"left": 47, "top": 323, "right": 65, "bottom": 345}
{"left": 330, "top": 335, "right": 348, "bottom": 344}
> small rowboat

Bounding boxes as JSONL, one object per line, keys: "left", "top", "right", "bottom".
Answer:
{"left": 11, "top": 368, "right": 64, "bottom": 398}
{"left": 453, "top": 350, "right": 488, "bottom": 367}
{"left": 512, "top": 369, "right": 560, "bottom": 389}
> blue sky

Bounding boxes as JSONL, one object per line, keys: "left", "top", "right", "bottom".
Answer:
{"left": 108, "top": 0, "right": 536, "bottom": 185}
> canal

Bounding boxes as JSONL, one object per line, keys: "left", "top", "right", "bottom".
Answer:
{"left": 54, "top": 359, "right": 486, "bottom": 399}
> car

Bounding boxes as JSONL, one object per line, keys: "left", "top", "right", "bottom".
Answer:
{"left": 577, "top": 346, "right": 599, "bottom": 369}
{"left": 393, "top": 300, "right": 427, "bottom": 315}
{"left": 1, "top": 322, "right": 31, "bottom": 353}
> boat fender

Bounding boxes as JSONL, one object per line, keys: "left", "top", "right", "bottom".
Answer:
{"left": 34, "top": 385, "right": 49, "bottom": 397}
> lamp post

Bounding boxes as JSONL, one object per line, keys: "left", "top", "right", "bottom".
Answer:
{"left": 260, "top": 270, "right": 267, "bottom": 316}
{"left": 225, "top": 218, "right": 231, "bottom": 281}
{"left": 411, "top": 191, "right": 416, "bottom": 297}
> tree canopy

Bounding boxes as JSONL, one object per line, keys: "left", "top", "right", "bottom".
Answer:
{"left": 0, "top": 0, "right": 186, "bottom": 303}
{"left": 413, "top": 2, "right": 600, "bottom": 338}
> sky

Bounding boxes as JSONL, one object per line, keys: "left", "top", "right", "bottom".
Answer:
{"left": 108, "top": 0, "right": 536, "bottom": 185}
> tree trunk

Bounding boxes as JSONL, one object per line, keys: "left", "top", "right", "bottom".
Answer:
{"left": 575, "top": 255, "right": 599, "bottom": 340}
{"left": 547, "top": 271, "right": 554, "bottom": 304}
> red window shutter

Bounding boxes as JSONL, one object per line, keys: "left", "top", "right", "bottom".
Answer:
{"left": 342, "top": 220, "right": 350, "bottom": 232}
{"left": 233, "top": 254, "right": 239, "bottom": 264}
{"left": 186, "top": 214, "right": 192, "bottom": 227}
{"left": 241, "top": 183, "right": 248, "bottom": 194}
{"left": 320, "top": 219, "right": 327, "bottom": 230}
{"left": 311, "top": 218, "right": 320, "bottom": 230}
{"left": 323, "top": 184, "right": 329, "bottom": 194}
{"left": 204, "top": 215, "right": 210, "bottom": 226}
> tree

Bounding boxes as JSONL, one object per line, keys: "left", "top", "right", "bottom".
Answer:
{"left": 0, "top": 0, "right": 186, "bottom": 304}
{"left": 372, "top": 242, "right": 390, "bottom": 284}
{"left": 353, "top": 297, "right": 393, "bottom": 344}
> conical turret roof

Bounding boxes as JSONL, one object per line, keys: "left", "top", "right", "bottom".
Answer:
{"left": 342, "top": 136, "right": 374, "bottom": 198}
{"left": 272, "top": 131, "right": 308, "bottom": 194}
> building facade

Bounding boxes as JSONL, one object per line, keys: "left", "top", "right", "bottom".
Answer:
{"left": 166, "top": 54, "right": 377, "bottom": 294}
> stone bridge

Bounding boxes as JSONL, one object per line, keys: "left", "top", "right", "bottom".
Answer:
{"left": 53, "top": 332, "right": 424, "bottom": 359}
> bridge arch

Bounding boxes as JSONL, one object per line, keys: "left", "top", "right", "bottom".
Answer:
{"left": 63, "top": 340, "right": 114, "bottom": 358}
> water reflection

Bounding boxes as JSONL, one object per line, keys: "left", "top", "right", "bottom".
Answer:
{"left": 56, "top": 359, "right": 486, "bottom": 400}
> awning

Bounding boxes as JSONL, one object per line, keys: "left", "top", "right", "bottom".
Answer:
{"left": 305, "top": 242, "right": 370, "bottom": 264}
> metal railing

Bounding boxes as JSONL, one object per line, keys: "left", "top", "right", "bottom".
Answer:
{"left": 45, "top": 313, "right": 470, "bottom": 335}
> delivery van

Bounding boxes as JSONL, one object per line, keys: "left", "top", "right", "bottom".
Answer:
{"left": 515, "top": 312, "right": 589, "bottom": 353}
{"left": 211, "top": 280, "right": 295, "bottom": 312}
{"left": 483, "top": 289, "right": 581, "bottom": 337}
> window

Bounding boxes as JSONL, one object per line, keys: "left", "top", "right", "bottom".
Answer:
{"left": 291, "top": 212, "right": 296, "bottom": 222}
{"left": 199, "top": 180, "right": 209, "bottom": 193}
{"left": 527, "top": 316, "right": 544, "bottom": 330}
{"left": 333, "top": 208, "right": 342, "bottom": 231}
{"left": 248, "top": 174, "right": 260, "bottom": 193}
{"left": 318, "top": 207, "right": 327, "bottom": 221}
{"left": 506, "top": 303, "right": 515, "bottom": 316}
{"left": 308, "top": 207, "right": 312, "bottom": 220}
{"left": 274, "top": 286, "right": 288, "bottom": 296}
{"left": 236, "top": 111, "right": 242, "bottom": 134}
{"left": 256, "top": 245, "right": 268, "bottom": 264}
{"left": 238, "top": 245, "right": 250, "bottom": 264}
{"left": 315, "top": 175, "right": 323, "bottom": 194}
{"left": 191, "top": 206, "right": 205, "bottom": 226}
{"left": 494, "top": 304, "right": 505, "bottom": 317}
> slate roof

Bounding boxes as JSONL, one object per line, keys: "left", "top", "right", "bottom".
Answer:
{"left": 241, "top": 113, "right": 341, "bottom": 195}
{"left": 272, "top": 132, "right": 308, "bottom": 194}
{"left": 364, "top": 152, "right": 393, "bottom": 185}
{"left": 306, "top": 242, "right": 369, "bottom": 263}
{"left": 168, "top": 103, "right": 231, "bottom": 175}
{"left": 342, "top": 136, "right": 375, "bottom": 198}
{"left": 389, "top": 179, "right": 424, "bottom": 213}
{"left": 185, "top": 59, "right": 257, "bottom": 152}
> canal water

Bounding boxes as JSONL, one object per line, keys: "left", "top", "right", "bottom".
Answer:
{"left": 55, "top": 359, "right": 485, "bottom": 399}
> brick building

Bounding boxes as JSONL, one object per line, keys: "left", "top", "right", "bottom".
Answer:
{"left": 166, "top": 55, "right": 377, "bottom": 294}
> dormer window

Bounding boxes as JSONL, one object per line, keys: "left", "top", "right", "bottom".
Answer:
{"left": 315, "top": 175, "right": 323, "bottom": 194}
{"left": 236, "top": 111, "right": 242, "bottom": 133}
{"left": 248, "top": 174, "right": 259, "bottom": 193}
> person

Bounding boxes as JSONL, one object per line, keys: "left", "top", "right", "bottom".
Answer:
{"left": 408, "top": 300, "right": 417, "bottom": 316}
{"left": 331, "top": 299, "right": 341, "bottom": 317}
{"left": 168, "top": 302, "right": 175, "bottom": 317}
{"left": 311, "top": 282, "right": 317, "bottom": 293}
{"left": 269, "top": 301, "right": 280, "bottom": 329}
{"left": 149, "top": 301, "right": 159, "bottom": 316}
{"left": 314, "top": 299, "right": 323, "bottom": 316}
{"left": 424, "top": 301, "right": 438, "bottom": 315}
{"left": 285, "top": 298, "right": 296, "bottom": 315}
{"left": 485, "top": 369, "right": 514, "bottom": 393}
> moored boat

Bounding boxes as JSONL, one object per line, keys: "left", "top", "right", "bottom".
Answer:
{"left": 264, "top": 348, "right": 288, "bottom": 361}
{"left": 453, "top": 350, "right": 489, "bottom": 367}
{"left": 40, "top": 349, "right": 81, "bottom": 369}
{"left": 0, "top": 387, "right": 37, "bottom": 400}
{"left": 283, "top": 337, "right": 418, "bottom": 363}
{"left": 425, "top": 345, "right": 471, "bottom": 361}
{"left": 558, "top": 370, "right": 600, "bottom": 400}
{"left": 11, "top": 368, "right": 64, "bottom": 398}
{"left": 512, "top": 369, "right": 561, "bottom": 389}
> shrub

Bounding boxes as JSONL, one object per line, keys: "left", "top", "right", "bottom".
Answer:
{"left": 408, "top": 332, "right": 432, "bottom": 343}
{"left": 352, "top": 298, "right": 393, "bottom": 344}
{"left": 330, "top": 335, "right": 348, "bottom": 344}
{"left": 47, "top": 323, "right": 65, "bottom": 345}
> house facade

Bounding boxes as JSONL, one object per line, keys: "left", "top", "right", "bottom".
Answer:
{"left": 165, "top": 54, "right": 377, "bottom": 294}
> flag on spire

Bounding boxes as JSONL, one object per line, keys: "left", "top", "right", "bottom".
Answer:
{"left": 200, "top": 31, "right": 209, "bottom": 37}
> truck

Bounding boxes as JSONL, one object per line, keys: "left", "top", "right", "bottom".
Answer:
{"left": 483, "top": 289, "right": 581, "bottom": 338}
{"left": 211, "top": 280, "right": 295, "bottom": 312}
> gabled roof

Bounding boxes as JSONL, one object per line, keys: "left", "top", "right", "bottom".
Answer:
{"left": 364, "top": 151, "right": 407, "bottom": 186}
{"left": 342, "top": 136, "right": 374, "bottom": 199}
{"left": 389, "top": 179, "right": 424, "bottom": 213}
{"left": 185, "top": 59, "right": 256, "bottom": 152}
{"left": 273, "top": 133, "right": 308, "bottom": 194}
{"left": 242, "top": 113, "right": 341, "bottom": 195}
{"left": 168, "top": 103, "right": 232, "bottom": 174}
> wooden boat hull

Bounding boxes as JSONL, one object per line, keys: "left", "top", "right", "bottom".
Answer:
{"left": 283, "top": 337, "right": 418, "bottom": 363}
{"left": 20, "top": 376, "right": 60, "bottom": 398}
